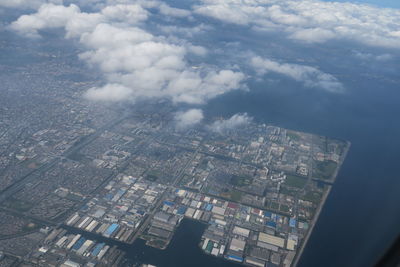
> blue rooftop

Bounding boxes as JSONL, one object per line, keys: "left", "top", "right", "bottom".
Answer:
{"left": 91, "top": 243, "right": 105, "bottom": 256}
{"left": 163, "top": 200, "right": 175, "bottom": 207}
{"left": 289, "top": 218, "right": 297, "bottom": 227}
{"left": 104, "top": 223, "right": 119, "bottom": 236}
{"left": 264, "top": 211, "right": 272, "bottom": 218}
{"left": 177, "top": 206, "right": 187, "bottom": 215}
{"left": 118, "top": 189, "right": 126, "bottom": 195}
{"left": 137, "top": 210, "right": 145, "bottom": 215}
{"left": 227, "top": 255, "right": 243, "bottom": 262}
{"left": 72, "top": 237, "right": 86, "bottom": 251}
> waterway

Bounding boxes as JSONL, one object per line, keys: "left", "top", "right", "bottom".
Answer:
{"left": 66, "top": 219, "right": 241, "bottom": 267}
{"left": 205, "top": 75, "right": 400, "bottom": 267}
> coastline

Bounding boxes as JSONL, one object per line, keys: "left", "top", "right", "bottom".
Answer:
{"left": 292, "top": 141, "right": 351, "bottom": 267}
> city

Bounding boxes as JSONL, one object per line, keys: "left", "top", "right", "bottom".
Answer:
{"left": 0, "top": 52, "right": 349, "bottom": 265}
{"left": 1, "top": 0, "right": 399, "bottom": 266}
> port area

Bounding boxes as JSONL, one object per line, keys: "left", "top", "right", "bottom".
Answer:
{"left": 0, "top": 107, "right": 350, "bottom": 267}
{"left": 143, "top": 188, "right": 303, "bottom": 266}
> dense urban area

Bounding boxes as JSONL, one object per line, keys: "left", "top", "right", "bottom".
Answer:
{"left": 0, "top": 37, "right": 349, "bottom": 267}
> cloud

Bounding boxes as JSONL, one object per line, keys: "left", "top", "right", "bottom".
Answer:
{"left": 100, "top": 4, "right": 149, "bottom": 24}
{"left": 9, "top": 3, "right": 245, "bottom": 105}
{"left": 9, "top": 3, "right": 149, "bottom": 38}
{"left": 289, "top": 28, "right": 336, "bottom": 44}
{"left": 187, "top": 45, "right": 207, "bottom": 56}
{"left": 158, "top": 3, "right": 191, "bottom": 18}
{"left": 10, "top": 3, "right": 81, "bottom": 38}
{"left": 250, "top": 56, "right": 344, "bottom": 93}
{"left": 0, "top": 0, "right": 61, "bottom": 9}
{"left": 175, "top": 109, "right": 204, "bottom": 129}
{"left": 209, "top": 113, "right": 252, "bottom": 133}
{"left": 193, "top": 0, "right": 400, "bottom": 49}
{"left": 96, "top": 0, "right": 192, "bottom": 18}
{"left": 158, "top": 24, "right": 212, "bottom": 38}
{"left": 78, "top": 23, "right": 244, "bottom": 104}
{"left": 165, "top": 69, "right": 245, "bottom": 104}
{"left": 84, "top": 84, "right": 133, "bottom": 102}
{"left": 353, "top": 51, "right": 393, "bottom": 61}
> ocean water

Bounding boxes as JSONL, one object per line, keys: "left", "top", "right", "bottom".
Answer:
{"left": 66, "top": 220, "right": 241, "bottom": 267}
{"left": 205, "top": 74, "right": 400, "bottom": 267}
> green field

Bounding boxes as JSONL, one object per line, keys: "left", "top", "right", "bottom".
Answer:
{"left": 145, "top": 169, "right": 162, "bottom": 181}
{"left": 230, "top": 190, "right": 243, "bottom": 202}
{"left": 22, "top": 223, "right": 39, "bottom": 232}
{"left": 280, "top": 204, "right": 290, "bottom": 213}
{"left": 280, "top": 186, "right": 298, "bottom": 197}
{"left": 5, "top": 198, "right": 34, "bottom": 212}
{"left": 302, "top": 191, "right": 322, "bottom": 203}
{"left": 230, "top": 175, "right": 253, "bottom": 187}
{"left": 270, "top": 201, "right": 279, "bottom": 210}
{"left": 221, "top": 190, "right": 242, "bottom": 202}
{"left": 314, "top": 160, "right": 338, "bottom": 180}
{"left": 284, "top": 175, "right": 307, "bottom": 189}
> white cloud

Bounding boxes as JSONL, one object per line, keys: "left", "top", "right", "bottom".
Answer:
{"left": 0, "top": 0, "right": 61, "bottom": 9}
{"left": 9, "top": 3, "right": 149, "bottom": 38}
{"left": 165, "top": 70, "right": 245, "bottom": 104}
{"left": 98, "top": 0, "right": 192, "bottom": 18}
{"left": 65, "top": 12, "right": 105, "bottom": 38}
{"left": 158, "top": 3, "right": 191, "bottom": 18}
{"left": 10, "top": 3, "right": 80, "bottom": 38}
{"left": 289, "top": 28, "right": 336, "bottom": 44}
{"left": 84, "top": 83, "right": 133, "bottom": 102}
{"left": 9, "top": 3, "right": 245, "bottom": 105}
{"left": 157, "top": 23, "right": 212, "bottom": 38}
{"left": 101, "top": 4, "right": 149, "bottom": 24}
{"left": 251, "top": 56, "right": 344, "bottom": 93}
{"left": 187, "top": 45, "right": 207, "bottom": 56}
{"left": 175, "top": 109, "right": 204, "bottom": 129}
{"left": 209, "top": 113, "right": 252, "bottom": 133}
{"left": 353, "top": 51, "right": 393, "bottom": 61}
{"left": 193, "top": 0, "right": 400, "bottom": 49}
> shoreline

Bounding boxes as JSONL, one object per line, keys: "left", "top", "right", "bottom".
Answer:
{"left": 292, "top": 141, "right": 351, "bottom": 267}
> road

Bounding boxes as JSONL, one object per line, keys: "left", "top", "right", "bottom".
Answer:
{"left": 0, "top": 116, "right": 128, "bottom": 204}
{"left": 128, "top": 143, "right": 201, "bottom": 244}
